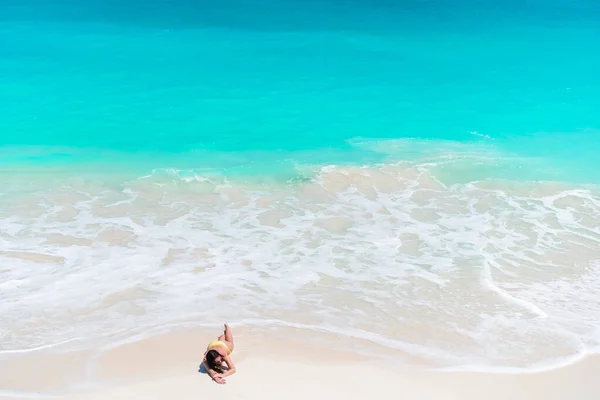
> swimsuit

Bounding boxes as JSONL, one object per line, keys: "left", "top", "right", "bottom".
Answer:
{"left": 207, "top": 340, "right": 232, "bottom": 355}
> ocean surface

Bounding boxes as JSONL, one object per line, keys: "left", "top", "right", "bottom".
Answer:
{"left": 1, "top": 0, "right": 600, "bottom": 380}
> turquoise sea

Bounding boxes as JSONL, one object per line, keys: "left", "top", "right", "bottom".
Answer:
{"left": 1, "top": 0, "right": 599, "bottom": 182}
{"left": 1, "top": 1, "right": 600, "bottom": 394}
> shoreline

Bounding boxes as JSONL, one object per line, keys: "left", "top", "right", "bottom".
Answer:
{"left": 1, "top": 326, "right": 600, "bottom": 399}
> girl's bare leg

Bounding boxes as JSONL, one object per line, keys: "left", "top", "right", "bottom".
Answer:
{"left": 217, "top": 324, "right": 234, "bottom": 352}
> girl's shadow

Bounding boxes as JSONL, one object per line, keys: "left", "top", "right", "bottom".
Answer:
{"left": 198, "top": 361, "right": 228, "bottom": 374}
{"left": 198, "top": 362, "right": 208, "bottom": 374}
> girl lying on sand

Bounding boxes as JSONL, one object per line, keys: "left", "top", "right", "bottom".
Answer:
{"left": 202, "top": 324, "right": 237, "bottom": 384}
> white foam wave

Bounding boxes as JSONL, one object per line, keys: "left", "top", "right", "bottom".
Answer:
{"left": 0, "top": 161, "right": 599, "bottom": 371}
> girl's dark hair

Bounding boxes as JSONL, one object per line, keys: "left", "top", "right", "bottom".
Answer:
{"left": 205, "top": 350, "right": 225, "bottom": 373}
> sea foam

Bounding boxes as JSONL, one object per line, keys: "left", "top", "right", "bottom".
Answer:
{"left": 1, "top": 158, "right": 598, "bottom": 370}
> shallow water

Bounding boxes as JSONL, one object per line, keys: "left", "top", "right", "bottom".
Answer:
{"left": 1, "top": 160, "right": 599, "bottom": 370}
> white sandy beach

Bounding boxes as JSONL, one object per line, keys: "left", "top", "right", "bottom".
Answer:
{"left": 1, "top": 327, "right": 599, "bottom": 400}
{"left": 67, "top": 356, "right": 600, "bottom": 400}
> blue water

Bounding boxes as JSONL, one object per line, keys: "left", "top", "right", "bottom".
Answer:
{"left": 1, "top": 0, "right": 599, "bottom": 182}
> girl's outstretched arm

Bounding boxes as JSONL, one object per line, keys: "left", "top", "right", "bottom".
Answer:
{"left": 203, "top": 361, "right": 226, "bottom": 384}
